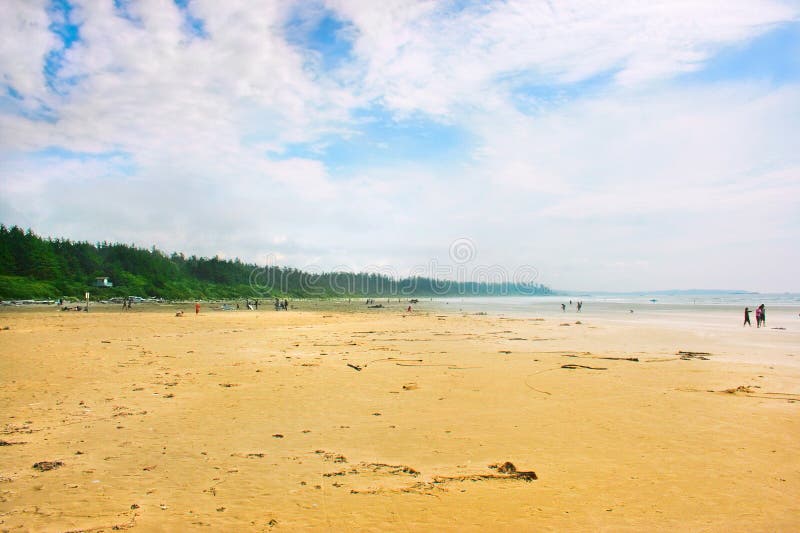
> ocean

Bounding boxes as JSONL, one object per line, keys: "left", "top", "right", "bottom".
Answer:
{"left": 433, "top": 293, "right": 800, "bottom": 329}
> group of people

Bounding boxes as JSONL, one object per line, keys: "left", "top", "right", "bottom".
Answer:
{"left": 561, "top": 300, "right": 583, "bottom": 312}
{"left": 743, "top": 304, "right": 767, "bottom": 327}
{"left": 237, "top": 298, "right": 288, "bottom": 310}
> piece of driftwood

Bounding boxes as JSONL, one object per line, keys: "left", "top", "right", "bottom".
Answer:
{"left": 678, "top": 351, "right": 711, "bottom": 360}
{"left": 435, "top": 462, "right": 538, "bottom": 483}
{"left": 561, "top": 364, "right": 607, "bottom": 370}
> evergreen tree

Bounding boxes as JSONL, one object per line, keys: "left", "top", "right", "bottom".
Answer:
{"left": 0, "top": 227, "right": 552, "bottom": 300}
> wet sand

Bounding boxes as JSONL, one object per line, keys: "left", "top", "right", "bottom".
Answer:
{"left": 1, "top": 306, "right": 799, "bottom": 531}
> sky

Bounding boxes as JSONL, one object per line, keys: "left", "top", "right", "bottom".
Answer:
{"left": 1, "top": 0, "right": 799, "bottom": 292}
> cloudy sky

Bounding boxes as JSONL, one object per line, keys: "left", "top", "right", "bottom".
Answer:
{"left": 1, "top": 0, "right": 799, "bottom": 292}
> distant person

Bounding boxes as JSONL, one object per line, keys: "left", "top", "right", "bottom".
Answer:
{"left": 274, "top": 298, "right": 280, "bottom": 310}
{"left": 255, "top": 299, "right": 259, "bottom": 310}
{"left": 755, "top": 305, "right": 762, "bottom": 328}
{"left": 577, "top": 301, "right": 582, "bottom": 312}
{"left": 743, "top": 307, "right": 751, "bottom": 327}
{"left": 195, "top": 302, "right": 201, "bottom": 315}
{"left": 407, "top": 305, "right": 412, "bottom": 312}
{"left": 561, "top": 303, "right": 566, "bottom": 312}
{"left": 759, "top": 304, "right": 766, "bottom": 327}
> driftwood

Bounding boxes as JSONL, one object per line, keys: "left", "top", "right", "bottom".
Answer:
{"left": 563, "top": 354, "right": 638, "bottom": 362}
{"left": 561, "top": 364, "right": 607, "bottom": 370}
{"left": 678, "top": 351, "right": 711, "bottom": 360}
{"left": 435, "top": 462, "right": 538, "bottom": 483}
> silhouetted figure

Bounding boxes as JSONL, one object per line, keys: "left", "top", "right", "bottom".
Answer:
{"left": 759, "top": 304, "right": 766, "bottom": 327}
{"left": 561, "top": 303, "right": 566, "bottom": 312}
{"left": 577, "top": 301, "right": 582, "bottom": 312}
{"left": 743, "top": 307, "right": 751, "bottom": 326}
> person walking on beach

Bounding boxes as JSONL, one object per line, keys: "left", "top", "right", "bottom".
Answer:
{"left": 759, "top": 304, "right": 766, "bottom": 327}
{"left": 755, "top": 305, "right": 762, "bottom": 328}
{"left": 195, "top": 302, "right": 200, "bottom": 315}
{"left": 561, "top": 303, "right": 566, "bottom": 312}
{"left": 576, "top": 301, "right": 582, "bottom": 312}
{"left": 743, "top": 307, "right": 751, "bottom": 326}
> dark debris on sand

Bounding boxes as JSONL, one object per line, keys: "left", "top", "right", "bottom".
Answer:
{"left": 33, "top": 461, "right": 63, "bottom": 471}
{"left": 490, "top": 461, "right": 538, "bottom": 481}
{"left": 678, "top": 351, "right": 711, "bottom": 360}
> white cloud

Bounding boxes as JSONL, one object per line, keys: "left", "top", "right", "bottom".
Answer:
{"left": 328, "top": 0, "right": 798, "bottom": 115}
{"left": 0, "top": 0, "right": 55, "bottom": 99}
{"left": 0, "top": 1, "right": 799, "bottom": 291}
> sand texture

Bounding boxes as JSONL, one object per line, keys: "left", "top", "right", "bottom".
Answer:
{"left": 1, "top": 306, "right": 799, "bottom": 531}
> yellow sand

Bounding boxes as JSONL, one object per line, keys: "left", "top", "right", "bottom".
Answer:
{"left": 1, "top": 306, "right": 798, "bottom": 531}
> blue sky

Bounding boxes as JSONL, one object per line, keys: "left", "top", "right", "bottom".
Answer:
{"left": 1, "top": 1, "right": 799, "bottom": 291}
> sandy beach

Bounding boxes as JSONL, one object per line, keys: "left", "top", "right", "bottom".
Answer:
{"left": 1, "top": 303, "right": 799, "bottom": 531}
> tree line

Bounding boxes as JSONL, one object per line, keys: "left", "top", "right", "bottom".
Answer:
{"left": 0, "top": 226, "right": 551, "bottom": 300}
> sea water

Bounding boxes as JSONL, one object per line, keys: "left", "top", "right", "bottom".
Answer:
{"left": 431, "top": 293, "right": 800, "bottom": 368}
{"left": 433, "top": 293, "right": 800, "bottom": 329}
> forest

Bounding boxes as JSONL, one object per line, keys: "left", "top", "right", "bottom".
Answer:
{"left": 0, "top": 226, "right": 551, "bottom": 300}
